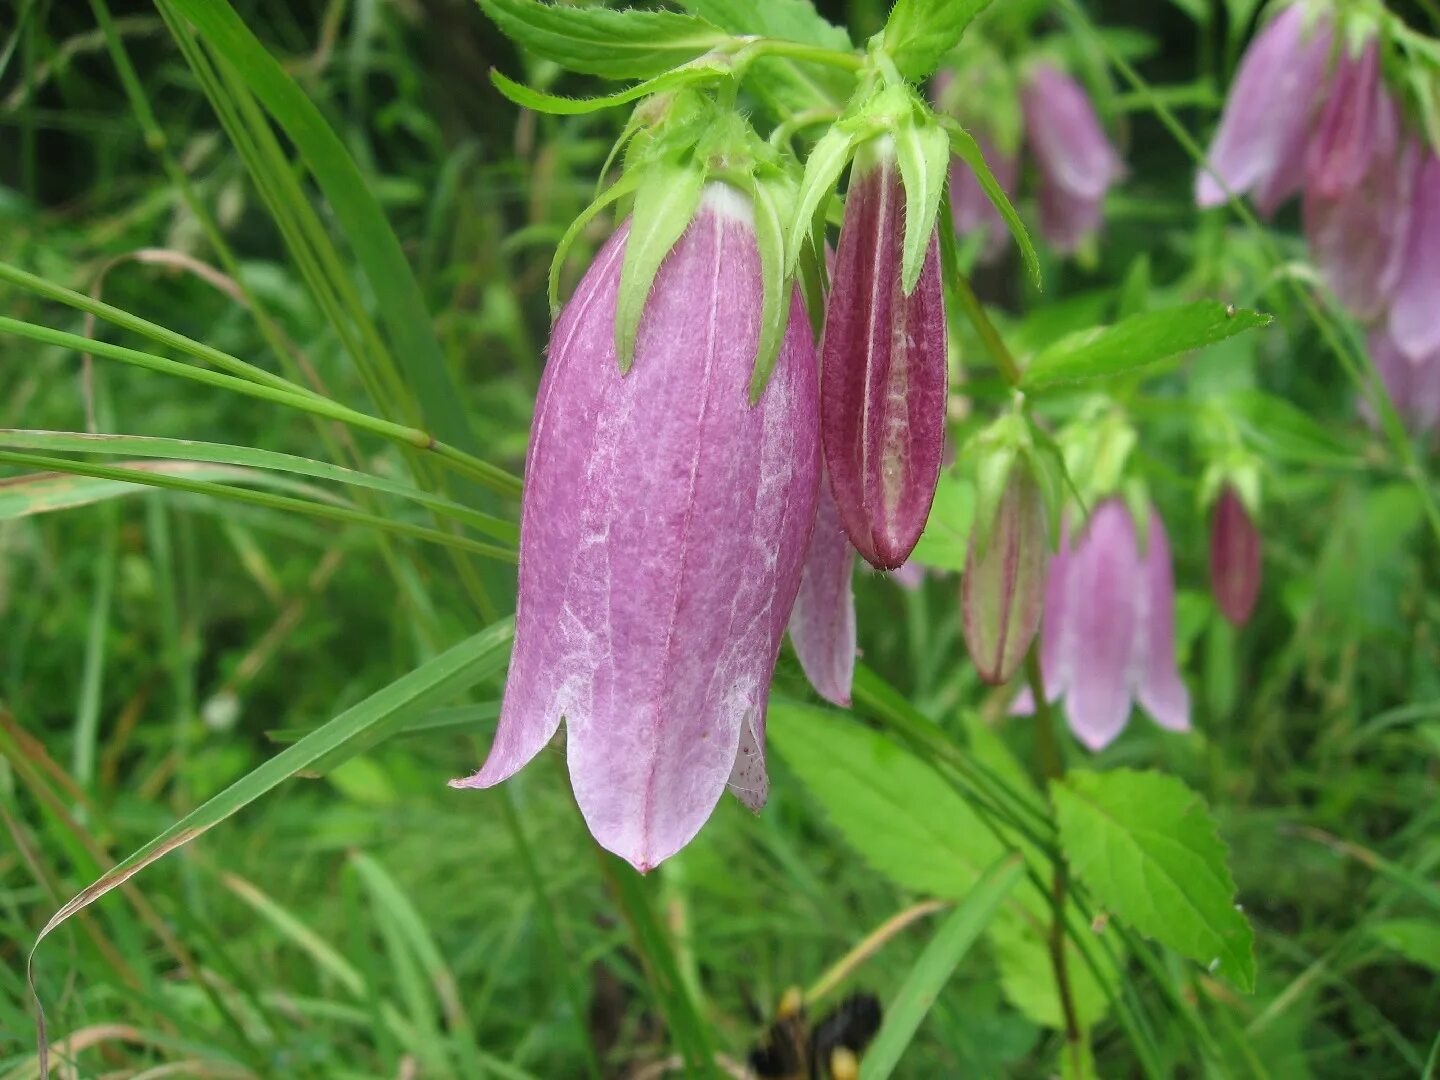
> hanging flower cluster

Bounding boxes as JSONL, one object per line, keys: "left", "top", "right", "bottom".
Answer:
{"left": 459, "top": 0, "right": 1269, "bottom": 867}
{"left": 1198, "top": 0, "right": 1440, "bottom": 432}
{"left": 937, "top": 54, "right": 1125, "bottom": 258}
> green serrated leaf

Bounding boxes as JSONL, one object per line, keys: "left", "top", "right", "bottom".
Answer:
{"left": 748, "top": 179, "right": 793, "bottom": 404}
{"left": 677, "top": 0, "right": 849, "bottom": 49}
{"left": 788, "top": 124, "right": 859, "bottom": 275}
{"left": 615, "top": 165, "right": 706, "bottom": 373}
{"left": 1051, "top": 768, "right": 1256, "bottom": 992}
{"left": 769, "top": 702, "right": 1013, "bottom": 897}
{"left": 893, "top": 118, "right": 949, "bottom": 296}
{"left": 1370, "top": 919, "right": 1440, "bottom": 973}
{"left": 945, "top": 122, "right": 1040, "bottom": 285}
{"left": 882, "top": 0, "right": 995, "bottom": 83}
{"left": 477, "top": 0, "right": 729, "bottom": 80}
{"left": 489, "top": 60, "right": 727, "bottom": 116}
{"left": 1021, "top": 302, "right": 1270, "bottom": 391}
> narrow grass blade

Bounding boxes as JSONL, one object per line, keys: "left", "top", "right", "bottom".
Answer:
{"left": 860, "top": 854, "right": 1024, "bottom": 1079}
{"left": 0, "top": 430, "right": 517, "bottom": 542}
{"left": 165, "top": 0, "right": 480, "bottom": 459}
{"left": 24, "top": 619, "right": 514, "bottom": 1075}
{"left": 0, "top": 451, "right": 515, "bottom": 563}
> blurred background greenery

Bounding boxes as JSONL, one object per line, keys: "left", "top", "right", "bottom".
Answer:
{"left": 1, "top": 1, "right": 1438, "bottom": 1076}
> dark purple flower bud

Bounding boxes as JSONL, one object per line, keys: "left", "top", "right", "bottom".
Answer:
{"left": 1196, "top": 3, "right": 1333, "bottom": 215}
{"left": 1389, "top": 153, "right": 1440, "bottom": 363}
{"left": 1209, "top": 486, "right": 1261, "bottom": 626}
{"left": 820, "top": 138, "right": 947, "bottom": 570}
{"left": 1014, "top": 500, "right": 1190, "bottom": 750}
{"left": 1020, "top": 64, "right": 1124, "bottom": 253}
{"left": 787, "top": 475, "right": 857, "bottom": 707}
{"left": 454, "top": 186, "right": 821, "bottom": 872}
{"left": 962, "top": 468, "right": 1048, "bottom": 685}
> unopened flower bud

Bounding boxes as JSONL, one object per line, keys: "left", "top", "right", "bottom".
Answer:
{"left": 820, "top": 137, "right": 947, "bottom": 570}
{"left": 962, "top": 467, "right": 1048, "bottom": 684}
{"left": 1209, "top": 486, "right": 1262, "bottom": 626}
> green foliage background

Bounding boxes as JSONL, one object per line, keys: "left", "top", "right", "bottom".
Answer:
{"left": 1, "top": 0, "right": 1438, "bottom": 1076}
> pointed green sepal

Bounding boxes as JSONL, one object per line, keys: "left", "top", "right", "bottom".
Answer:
{"left": 942, "top": 118, "right": 1040, "bottom": 286}
{"left": 614, "top": 160, "right": 707, "bottom": 374}
{"left": 894, "top": 115, "right": 949, "bottom": 296}
{"left": 747, "top": 174, "right": 797, "bottom": 404}
{"left": 787, "top": 123, "right": 860, "bottom": 276}
{"left": 549, "top": 169, "right": 643, "bottom": 318}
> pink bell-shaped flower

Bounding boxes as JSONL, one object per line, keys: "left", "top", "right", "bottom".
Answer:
{"left": 1368, "top": 328, "right": 1440, "bottom": 435}
{"left": 1209, "top": 486, "right": 1262, "bottom": 626}
{"left": 1196, "top": 3, "right": 1333, "bottom": 215}
{"left": 1020, "top": 64, "right": 1124, "bottom": 253}
{"left": 454, "top": 185, "right": 822, "bottom": 872}
{"left": 1015, "top": 499, "right": 1190, "bottom": 750}
{"left": 787, "top": 475, "right": 857, "bottom": 707}
{"left": 1389, "top": 152, "right": 1440, "bottom": 364}
{"left": 820, "top": 137, "right": 947, "bottom": 571}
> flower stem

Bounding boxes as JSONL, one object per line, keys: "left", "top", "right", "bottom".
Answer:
{"left": 952, "top": 271, "right": 1023, "bottom": 387}
{"left": 1024, "top": 646, "right": 1084, "bottom": 1071}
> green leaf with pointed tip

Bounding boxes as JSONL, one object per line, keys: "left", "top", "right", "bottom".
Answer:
{"left": 476, "top": 0, "right": 729, "bottom": 80}
{"left": 945, "top": 123, "right": 1039, "bottom": 285}
{"left": 678, "top": 0, "right": 850, "bottom": 49}
{"left": 860, "top": 854, "right": 1024, "bottom": 1080}
{"left": 748, "top": 178, "right": 794, "bottom": 404}
{"left": 894, "top": 118, "right": 949, "bottom": 296}
{"left": 1021, "top": 302, "right": 1271, "bottom": 391}
{"left": 489, "top": 60, "right": 728, "bottom": 116}
{"left": 882, "top": 0, "right": 995, "bottom": 83}
{"left": 549, "top": 171, "right": 642, "bottom": 316}
{"left": 787, "top": 124, "right": 859, "bottom": 275}
{"left": 615, "top": 163, "right": 706, "bottom": 374}
{"left": 1051, "top": 768, "right": 1256, "bottom": 992}
{"left": 674, "top": 0, "right": 853, "bottom": 117}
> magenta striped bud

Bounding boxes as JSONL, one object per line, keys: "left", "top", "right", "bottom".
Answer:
{"left": 1209, "top": 486, "right": 1261, "bottom": 626}
{"left": 454, "top": 185, "right": 821, "bottom": 872}
{"left": 820, "top": 138, "right": 947, "bottom": 571}
{"left": 787, "top": 475, "right": 857, "bottom": 707}
{"left": 1014, "top": 500, "right": 1190, "bottom": 751}
{"left": 1196, "top": 3, "right": 1333, "bottom": 216}
{"left": 962, "top": 467, "right": 1048, "bottom": 685}
{"left": 1020, "top": 64, "right": 1124, "bottom": 253}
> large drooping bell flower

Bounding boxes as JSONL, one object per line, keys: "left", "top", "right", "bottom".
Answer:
{"left": 1390, "top": 152, "right": 1440, "bottom": 363}
{"left": 1368, "top": 328, "right": 1440, "bottom": 435}
{"left": 1020, "top": 64, "right": 1125, "bottom": 253}
{"left": 1304, "top": 36, "right": 1395, "bottom": 200}
{"left": 821, "top": 136, "right": 947, "bottom": 571}
{"left": 454, "top": 184, "right": 821, "bottom": 872}
{"left": 1014, "top": 499, "right": 1190, "bottom": 750}
{"left": 1303, "top": 138, "right": 1413, "bottom": 321}
{"left": 1209, "top": 485, "right": 1262, "bottom": 626}
{"left": 1196, "top": 3, "right": 1333, "bottom": 215}
{"left": 787, "top": 475, "right": 857, "bottom": 707}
